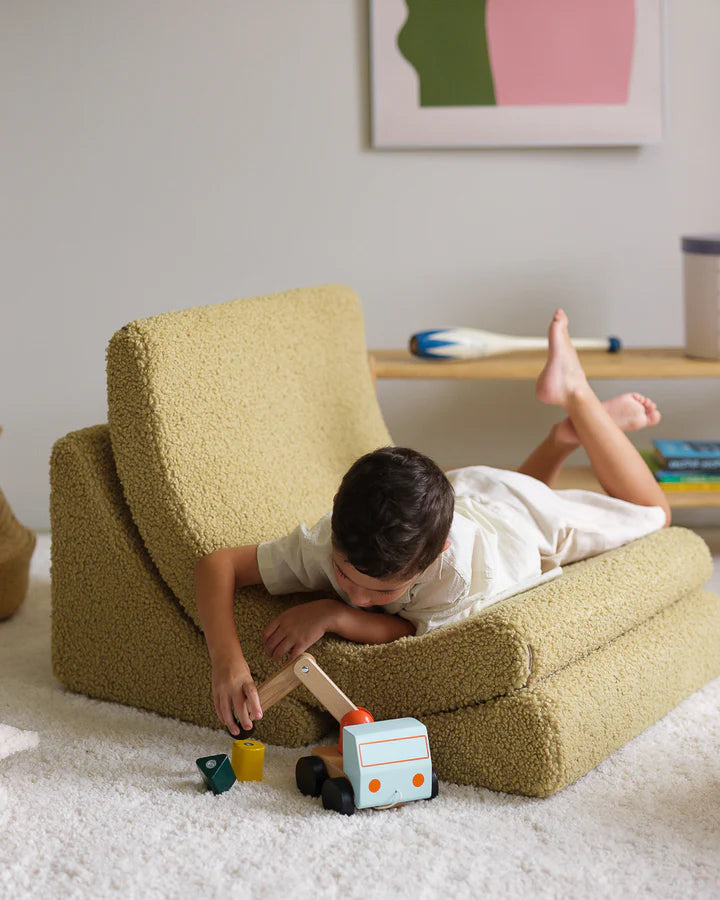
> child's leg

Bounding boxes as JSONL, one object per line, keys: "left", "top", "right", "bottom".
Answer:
{"left": 517, "top": 393, "right": 661, "bottom": 487}
{"left": 534, "top": 310, "right": 671, "bottom": 525}
{"left": 516, "top": 425, "right": 575, "bottom": 487}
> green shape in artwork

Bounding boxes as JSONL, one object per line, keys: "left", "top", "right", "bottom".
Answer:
{"left": 397, "top": 0, "right": 496, "bottom": 107}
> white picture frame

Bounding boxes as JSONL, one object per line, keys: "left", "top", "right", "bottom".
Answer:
{"left": 370, "top": 0, "right": 665, "bottom": 148}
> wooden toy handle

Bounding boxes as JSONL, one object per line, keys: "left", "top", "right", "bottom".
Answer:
{"left": 292, "top": 654, "right": 357, "bottom": 722}
{"left": 256, "top": 653, "right": 357, "bottom": 723}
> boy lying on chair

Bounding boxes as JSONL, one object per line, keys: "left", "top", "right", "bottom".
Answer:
{"left": 195, "top": 309, "right": 670, "bottom": 736}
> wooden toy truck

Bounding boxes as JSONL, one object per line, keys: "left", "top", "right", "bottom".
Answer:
{"left": 252, "top": 652, "right": 439, "bottom": 815}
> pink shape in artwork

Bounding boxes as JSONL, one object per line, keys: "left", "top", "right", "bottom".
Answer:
{"left": 486, "top": 0, "right": 636, "bottom": 106}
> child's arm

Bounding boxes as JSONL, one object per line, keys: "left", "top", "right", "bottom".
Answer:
{"left": 262, "top": 598, "right": 415, "bottom": 662}
{"left": 194, "top": 546, "right": 264, "bottom": 735}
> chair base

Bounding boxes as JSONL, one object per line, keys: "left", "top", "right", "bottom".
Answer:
{"left": 425, "top": 588, "right": 720, "bottom": 796}
{"left": 50, "top": 425, "right": 720, "bottom": 794}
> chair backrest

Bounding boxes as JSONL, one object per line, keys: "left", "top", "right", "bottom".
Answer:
{"left": 106, "top": 284, "right": 392, "bottom": 620}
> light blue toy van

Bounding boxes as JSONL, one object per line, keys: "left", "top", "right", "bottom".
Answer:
{"left": 342, "top": 718, "right": 434, "bottom": 809}
{"left": 295, "top": 716, "right": 438, "bottom": 815}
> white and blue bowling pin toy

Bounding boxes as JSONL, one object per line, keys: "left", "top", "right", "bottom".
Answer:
{"left": 409, "top": 327, "right": 622, "bottom": 360}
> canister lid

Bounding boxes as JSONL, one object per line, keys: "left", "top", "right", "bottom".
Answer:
{"left": 682, "top": 234, "right": 720, "bottom": 255}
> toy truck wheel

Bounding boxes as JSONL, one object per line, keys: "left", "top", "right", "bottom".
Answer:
{"left": 295, "top": 755, "right": 328, "bottom": 797}
{"left": 321, "top": 776, "right": 355, "bottom": 816}
{"left": 429, "top": 769, "right": 439, "bottom": 800}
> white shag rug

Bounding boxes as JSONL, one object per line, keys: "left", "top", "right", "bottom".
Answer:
{"left": 1, "top": 535, "right": 720, "bottom": 900}
{"left": 0, "top": 725, "right": 38, "bottom": 763}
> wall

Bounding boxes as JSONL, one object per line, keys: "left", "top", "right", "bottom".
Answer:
{"left": 2, "top": 0, "right": 719, "bottom": 531}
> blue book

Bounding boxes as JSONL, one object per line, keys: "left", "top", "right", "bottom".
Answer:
{"left": 642, "top": 450, "right": 720, "bottom": 482}
{"left": 652, "top": 440, "right": 720, "bottom": 472}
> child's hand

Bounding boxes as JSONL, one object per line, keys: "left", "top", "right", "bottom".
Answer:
{"left": 262, "top": 598, "right": 339, "bottom": 662}
{"left": 210, "top": 649, "right": 262, "bottom": 736}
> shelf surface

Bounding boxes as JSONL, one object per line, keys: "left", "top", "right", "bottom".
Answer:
{"left": 370, "top": 348, "right": 720, "bottom": 381}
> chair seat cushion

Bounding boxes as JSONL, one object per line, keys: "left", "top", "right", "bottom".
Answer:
{"left": 267, "top": 527, "right": 713, "bottom": 712}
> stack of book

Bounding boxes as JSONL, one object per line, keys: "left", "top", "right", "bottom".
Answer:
{"left": 641, "top": 440, "right": 720, "bottom": 492}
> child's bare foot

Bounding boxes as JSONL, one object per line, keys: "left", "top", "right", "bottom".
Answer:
{"left": 535, "top": 309, "right": 590, "bottom": 407}
{"left": 555, "top": 392, "right": 662, "bottom": 446}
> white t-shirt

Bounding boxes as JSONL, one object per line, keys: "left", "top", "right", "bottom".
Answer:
{"left": 256, "top": 465, "right": 666, "bottom": 635}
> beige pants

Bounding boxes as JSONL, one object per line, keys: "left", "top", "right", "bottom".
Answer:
{"left": 446, "top": 465, "right": 667, "bottom": 572}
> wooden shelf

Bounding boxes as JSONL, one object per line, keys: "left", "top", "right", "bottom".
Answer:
{"left": 554, "top": 468, "right": 720, "bottom": 509}
{"left": 369, "top": 346, "right": 720, "bottom": 510}
{"left": 369, "top": 347, "right": 720, "bottom": 381}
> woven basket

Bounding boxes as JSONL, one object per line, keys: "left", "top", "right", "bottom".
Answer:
{"left": 0, "top": 429, "right": 36, "bottom": 620}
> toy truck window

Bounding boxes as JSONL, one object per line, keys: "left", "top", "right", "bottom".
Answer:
{"left": 358, "top": 734, "right": 430, "bottom": 768}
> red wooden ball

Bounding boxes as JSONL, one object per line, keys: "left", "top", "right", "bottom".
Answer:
{"left": 338, "top": 707, "right": 374, "bottom": 752}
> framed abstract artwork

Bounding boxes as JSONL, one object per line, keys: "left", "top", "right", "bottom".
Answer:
{"left": 370, "top": 0, "right": 665, "bottom": 148}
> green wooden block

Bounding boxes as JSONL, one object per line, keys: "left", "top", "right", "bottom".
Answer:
{"left": 196, "top": 754, "right": 236, "bottom": 795}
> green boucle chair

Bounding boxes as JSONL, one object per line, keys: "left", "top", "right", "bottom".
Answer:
{"left": 50, "top": 284, "right": 720, "bottom": 797}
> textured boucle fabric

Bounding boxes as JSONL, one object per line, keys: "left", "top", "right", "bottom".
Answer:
{"left": 50, "top": 426, "right": 332, "bottom": 746}
{"left": 106, "top": 285, "right": 391, "bottom": 624}
{"left": 424, "top": 588, "right": 720, "bottom": 796}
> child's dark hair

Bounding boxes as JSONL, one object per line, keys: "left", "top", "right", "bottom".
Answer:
{"left": 331, "top": 446, "right": 455, "bottom": 579}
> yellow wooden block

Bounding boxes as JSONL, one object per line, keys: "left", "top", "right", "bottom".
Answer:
{"left": 231, "top": 739, "right": 265, "bottom": 781}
